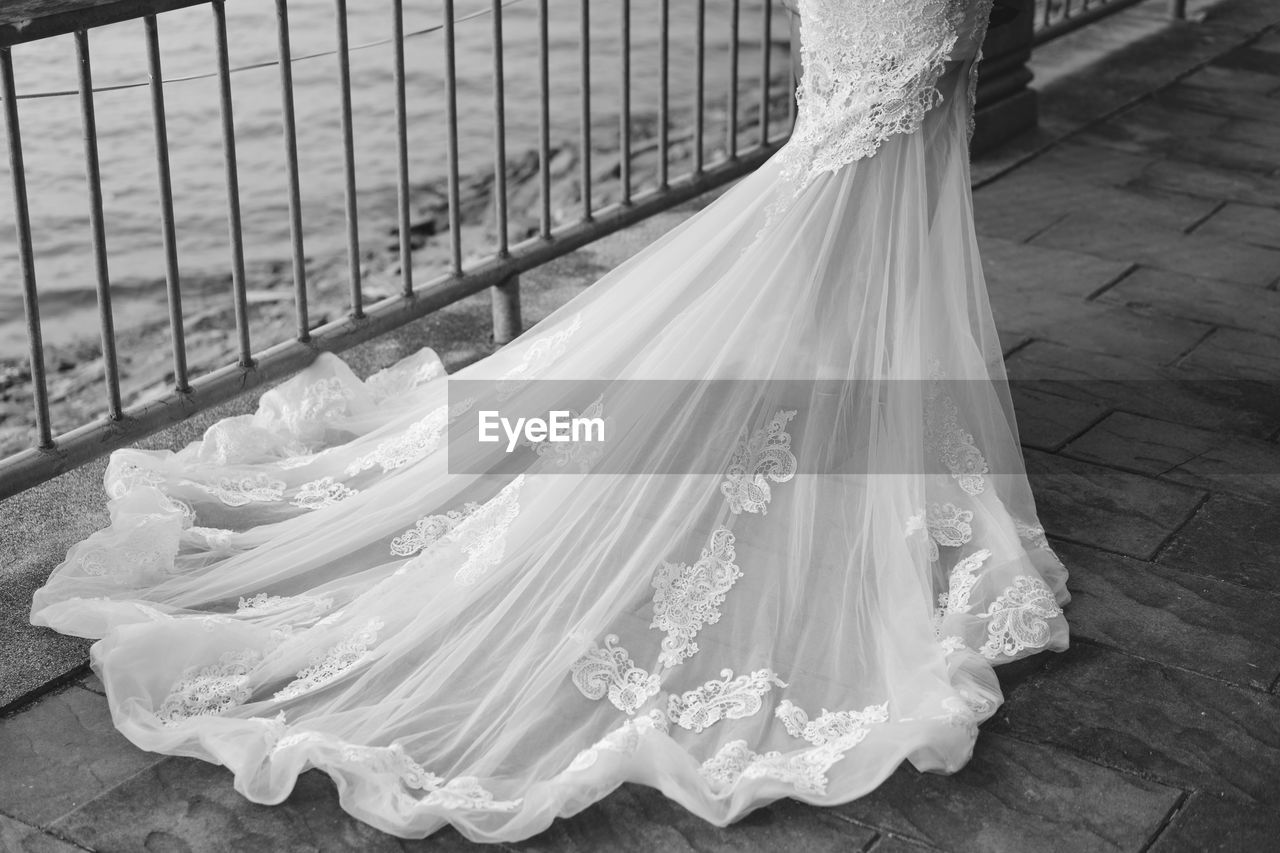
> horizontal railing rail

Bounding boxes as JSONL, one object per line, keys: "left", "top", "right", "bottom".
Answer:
{"left": 0, "top": 0, "right": 796, "bottom": 499}
{"left": 1032, "top": 0, "right": 1187, "bottom": 44}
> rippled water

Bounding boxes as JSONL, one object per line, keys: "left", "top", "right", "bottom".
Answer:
{"left": 0, "top": 0, "right": 788, "bottom": 352}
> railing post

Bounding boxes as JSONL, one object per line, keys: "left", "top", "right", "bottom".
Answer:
{"left": 972, "top": 0, "right": 1038, "bottom": 156}
{"left": 1168, "top": 0, "right": 1187, "bottom": 19}
{"left": 491, "top": 275, "right": 522, "bottom": 345}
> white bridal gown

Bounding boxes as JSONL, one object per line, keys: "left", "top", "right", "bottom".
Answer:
{"left": 31, "top": 0, "right": 1069, "bottom": 842}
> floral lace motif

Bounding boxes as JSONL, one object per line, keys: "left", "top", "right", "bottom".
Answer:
{"left": 566, "top": 710, "right": 670, "bottom": 773}
{"left": 667, "top": 668, "right": 788, "bottom": 733}
{"left": 925, "top": 387, "right": 989, "bottom": 496}
{"left": 775, "top": 700, "right": 889, "bottom": 747}
{"left": 449, "top": 476, "right": 524, "bottom": 586}
{"left": 156, "top": 649, "right": 261, "bottom": 725}
{"left": 274, "top": 618, "right": 384, "bottom": 701}
{"left": 571, "top": 635, "right": 661, "bottom": 715}
{"left": 390, "top": 502, "right": 482, "bottom": 557}
{"left": 720, "top": 409, "right": 798, "bottom": 515}
{"left": 1016, "top": 520, "right": 1051, "bottom": 551}
{"left": 270, "top": 734, "right": 520, "bottom": 811}
{"left": 291, "top": 477, "right": 359, "bottom": 510}
{"left": 650, "top": 528, "right": 741, "bottom": 669}
{"left": 700, "top": 698, "right": 887, "bottom": 795}
{"left": 927, "top": 502, "right": 974, "bottom": 549}
{"left": 236, "top": 592, "right": 333, "bottom": 620}
{"left": 533, "top": 396, "right": 607, "bottom": 473}
{"left": 933, "top": 548, "right": 992, "bottom": 635}
{"left": 496, "top": 314, "right": 584, "bottom": 399}
{"left": 188, "top": 474, "right": 287, "bottom": 507}
{"left": 777, "top": 0, "right": 968, "bottom": 197}
{"left": 978, "top": 576, "right": 1061, "bottom": 659}
{"left": 261, "top": 377, "right": 350, "bottom": 435}
{"left": 344, "top": 400, "right": 473, "bottom": 476}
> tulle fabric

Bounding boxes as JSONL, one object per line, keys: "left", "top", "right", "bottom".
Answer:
{"left": 29, "top": 56, "right": 1068, "bottom": 842}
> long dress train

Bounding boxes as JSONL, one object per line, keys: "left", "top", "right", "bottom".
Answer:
{"left": 29, "top": 0, "right": 1069, "bottom": 842}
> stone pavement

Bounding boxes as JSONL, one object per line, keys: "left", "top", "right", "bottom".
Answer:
{"left": 4, "top": 3, "right": 1280, "bottom": 852}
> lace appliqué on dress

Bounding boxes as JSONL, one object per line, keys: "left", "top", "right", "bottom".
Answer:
{"left": 390, "top": 502, "right": 483, "bottom": 557}
{"left": 925, "top": 379, "right": 990, "bottom": 496}
{"left": 188, "top": 474, "right": 287, "bottom": 507}
{"left": 721, "top": 409, "right": 798, "bottom": 515}
{"left": 978, "top": 576, "right": 1061, "bottom": 659}
{"left": 776, "top": 0, "right": 968, "bottom": 199}
{"left": 570, "top": 634, "right": 661, "bottom": 716}
{"left": 667, "top": 668, "right": 788, "bottom": 733}
{"left": 157, "top": 649, "right": 261, "bottom": 725}
{"left": 344, "top": 400, "right": 474, "bottom": 476}
{"left": 448, "top": 476, "right": 524, "bottom": 586}
{"left": 274, "top": 618, "right": 384, "bottom": 701}
{"left": 566, "top": 710, "right": 670, "bottom": 773}
{"left": 650, "top": 527, "right": 742, "bottom": 669}
{"left": 291, "top": 477, "right": 359, "bottom": 510}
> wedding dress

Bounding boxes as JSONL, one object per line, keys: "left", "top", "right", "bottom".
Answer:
{"left": 30, "top": 0, "right": 1069, "bottom": 842}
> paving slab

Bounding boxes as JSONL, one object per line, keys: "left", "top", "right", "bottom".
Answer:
{"left": 1006, "top": 340, "right": 1280, "bottom": 438}
{"left": 973, "top": 170, "right": 1219, "bottom": 242}
{"left": 1157, "top": 493, "right": 1280, "bottom": 595}
{"left": 1024, "top": 448, "right": 1206, "bottom": 560}
{"left": 511, "top": 786, "right": 875, "bottom": 853}
{"left": 0, "top": 685, "right": 164, "bottom": 828}
{"left": 1134, "top": 157, "right": 1280, "bottom": 209}
{"left": 1176, "top": 327, "right": 1280, "bottom": 380}
{"left": 831, "top": 732, "right": 1181, "bottom": 853}
{"left": 1011, "top": 384, "right": 1109, "bottom": 452}
{"left": 979, "top": 236, "right": 1131, "bottom": 299}
{"left": 994, "top": 642, "right": 1280, "bottom": 803}
{"left": 1149, "top": 791, "right": 1280, "bottom": 853}
{"left": 50, "top": 758, "right": 488, "bottom": 853}
{"left": 1191, "top": 201, "right": 1280, "bottom": 250}
{"left": 1052, "top": 539, "right": 1280, "bottom": 690}
{"left": 1061, "top": 411, "right": 1280, "bottom": 506}
{"left": 1155, "top": 82, "right": 1280, "bottom": 126}
{"left": 1030, "top": 211, "right": 1280, "bottom": 287}
{"left": 0, "top": 814, "right": 83, "bottom": 853}
{"left": 1097, "top": 265, "right": 1280, "bottom": 334}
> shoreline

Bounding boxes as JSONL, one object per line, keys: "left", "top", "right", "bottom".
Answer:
{"left": 0, "top": 96, "right": 792, "bottom": 458}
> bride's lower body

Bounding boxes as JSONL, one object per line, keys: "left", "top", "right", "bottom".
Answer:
{"left": 28, "top": 65, "right": 1068, "bottom": 842}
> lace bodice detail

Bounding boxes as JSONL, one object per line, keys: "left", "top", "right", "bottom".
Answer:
{"left": 779, "top": 0, "right": 994, "bottom": 192}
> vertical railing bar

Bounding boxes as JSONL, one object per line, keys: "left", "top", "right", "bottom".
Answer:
{"left": 74, "top": 29, "right": 123, "bottom": 419}
{"left": 727, "top": 0, "right": 739, "bottom": 160}
{"left": 536, "top": 0, "right": 551, "bottom": 239}
{"left": 333, "top": 0, "right": 363, "bottom": 317}
{"left": 619, "top": 0, "right": 631, "bottom": 205}
{"left": 491, "top": 0, "right": 509, "bottom": 253}
{"left": 442, "top": 0, "right": 463, "bottom": 273}
{"left": 211, "top": 1, "right": 252, "bottom": 366}
{"left": 488, "top": 0, "right": 519, "bottom": 343}
{"left": 578, "top": 0, "right": 592, "bottom": 220}
{"left": 0, "top": 49, "right": 53, "bottom": 448}
{"left": 143, "top": 15, "right": 188, "bottom": 393}
{"left": 658, "top": 0, "right": 669, "bottom": 189}
{"left": 275, "top": 0, "right": 309, "bottom": 338}
{"left": 392, "top": 0, "right": 413, "bottom": 296}
{"left": 1043, "top": 0, "right": 1053, "bottom": 28}
{"left": 759, "top": 0, "right": 772, "bottom": 147}
{"left": 693, "top": 0, "right": 705, "bottom": 173}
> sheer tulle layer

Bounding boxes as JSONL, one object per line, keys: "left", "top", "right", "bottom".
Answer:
{"left": 29, "top": 66, "right": 1068, "bottom": 842}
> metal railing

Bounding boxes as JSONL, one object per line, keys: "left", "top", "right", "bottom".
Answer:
{"left": 1033, "top": 0, "right": 1188, "bottom": 44}
{"left": 0, "top": 0, "right": 794, "bottom": 499}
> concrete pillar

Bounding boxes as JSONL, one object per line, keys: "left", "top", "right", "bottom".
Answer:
{"left": 972, "top": 0, "right": 1039, "bottom": 155}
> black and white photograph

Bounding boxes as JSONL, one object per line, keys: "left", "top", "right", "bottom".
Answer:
{"left": 1, "top": 0, "right": 1278, "bottom": 849}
